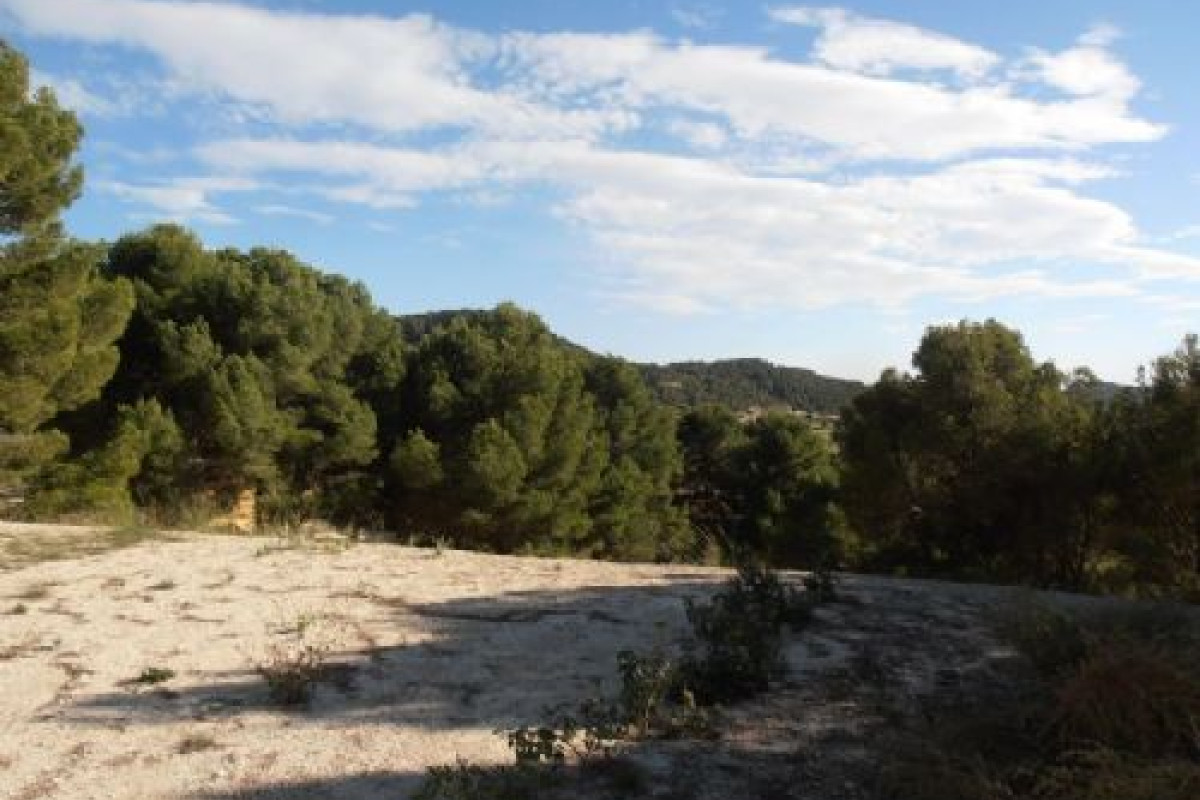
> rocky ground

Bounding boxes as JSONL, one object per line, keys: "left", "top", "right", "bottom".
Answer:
{"left": 0, "top": 522, "right": 1067, "bottom": 799}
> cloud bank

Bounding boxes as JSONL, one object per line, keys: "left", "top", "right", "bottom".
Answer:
{"left": 4, "top": 0, "right": 1197, "bottom": 313}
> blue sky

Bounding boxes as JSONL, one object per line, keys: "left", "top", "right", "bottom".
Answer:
{"left": 3, "top": 0, "right": 1199, "bottom": 381}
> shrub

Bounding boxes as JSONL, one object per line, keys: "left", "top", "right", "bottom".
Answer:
{"left": 176, "top": 733, "right": 219, "bottom": 754}
{"left": 132, "top": 666, "right": 175, "bottom": 685}
{"left": 884, "top": 601, "right": 1200, "bottom": 800}
{"left": 1051, "top": 641, "right": 1200, "bottom": 758}
{"left": 995, "top": 601, "right": 1089, "bottom": 679}
{"left": 254, "top": 612, "right": 341, "bottom": 706}
{"left": 679, "top": 563, "right": 810, "bottom": 704}
{"left": 1033, "top": 748, "right": 1200, "bottom": 800}
{"left": 414, "top": 759, "right": 555, "bottom": 800}
{"left": 616, "top": 649, "right": 677, "bottom": 738}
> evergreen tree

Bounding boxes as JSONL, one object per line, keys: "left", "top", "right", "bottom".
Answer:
{"left": 678, "top": 406, "right": 838, "bottom": 567}
{"left": 390, "top": 304, "right": 600, "bottom": 551}
{"left": 584, "top": 356, "right": 690, "bottom": 561}
{"left": 729, "top": 413, "right": 840, "bottom": 568}
{"left": 1110, "top": 335, "right": 1200, "bottom": 595}
{"left": 71, "top": 225, "right": 391, "bottom": 523}
{"left": 837, "top": 320, "right": 1104, "bottom": 586}
{"left": 0, "top": 42, "right": 133, "bottom": 495}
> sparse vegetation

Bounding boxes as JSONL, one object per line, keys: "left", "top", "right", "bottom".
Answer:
{"left": 879, "top": 601, "right": 1200, "bottom": 800}
{"left": 254, "top": 611, "right": 342, "bottom": 706}
{"left": 680, "top": 563, "right": 817, "bottom": 704}
{"left": 0, "top": 631, "right": 40, "bottom": 661}
{"left": 175, "top": 733, "right": 220, "bottom": 754}
{"left": 413, "top": 759, "right": 559, "bottom": 800}
{"left": 131, "top": 666, "right": 175, "bottom": 685}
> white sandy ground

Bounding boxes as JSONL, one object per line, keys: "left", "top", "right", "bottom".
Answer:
{"left": 0, "top": 522, "right": 1128, "bottom": 800}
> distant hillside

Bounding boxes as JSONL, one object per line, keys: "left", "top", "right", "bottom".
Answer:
{"left": 398, "top": 311, "right": 865, "bottom": 415}
{"left": 638, "top": 358, "right": 864, "bottom": 415}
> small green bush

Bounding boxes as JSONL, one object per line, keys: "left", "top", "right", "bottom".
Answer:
{"left": 996, "top": 602, "right": 1089, "bottom": 679}
{"left": 414, "top": 759, "right": 555, "bottom": 800}
{"left": 254, "top": 612, "right": 341, "bottom": 706}
{"left": 679, "top": 563, "right": 808, "bottom": 704}
{"left": 257, "top": 641, "right": 329, "bottom": 705}
{"left": 132, "top": 666, "right": 175, "bottom": 685}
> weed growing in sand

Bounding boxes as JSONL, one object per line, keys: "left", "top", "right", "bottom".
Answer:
{"left": 13, "top": 582, "right": 53, "bottom": 601}
{"left": 0, "top": 631, "right": 40, "bottom": 661}
{"left": 254, "top": 611, "right": 344, "bottom": 706}
{"left": 176, "top": 733, "right": 220, "bottom": 754}
{"left": 132, "top": 666, "right": 175, "bottom": 685}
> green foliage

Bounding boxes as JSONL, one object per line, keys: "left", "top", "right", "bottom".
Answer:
{"left": 0, "top": 42, "right": 83, "bottom": 235}
{"left": 414, "top": 760, "right": 557, "bottom": 800}
{"left": 838, "top": 320, "right": 1114, "bottom": 588}
{"left": 615, "top": 648, "right": 678, "bottom": 738}
{"left": 0, "top": 43, "right": 133, "bottom": 495}
{"left": 680, "top": 563, "right": 813, "bottom": 704}
{"left": 882, "top": 603, "right": 1200, "bottom": 800}
{"left": 63, "top": 225, "right": 393, "bottom": 522}
{"left": 1001, "top": 602, "right": 1200, "bottom": 759}
{"left": 391, "top": 304, "right": 597, "bottom": 550}
{"left": 678, "top": 407, "right": 841, "bottom": 568}
{"left": 132, "top": 666, "right": 175, "bottom": 685}
{"left": 254, "top": 613, "right": 338, "bottom": 706}
{"left": 731, "top": 413, "right": 841, "bottom": 567}
{"left": 22, "top": 401, "right": 165, "bottom": 523}
{"left": 584, "top": 357, "right": 690, "bottom": 561}
{"left": 390, "top": 305, "right": 689, "bottom": 559}
{"left": 1104, "top": 335, "right": 1200, "bottom": 598}
{"left": 641, "top": 357, "right": 863, "bottom": 415}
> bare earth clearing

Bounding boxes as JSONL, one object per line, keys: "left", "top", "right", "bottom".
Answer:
{"left": 1, "top": 522, "right": 1068, "bottom": 799}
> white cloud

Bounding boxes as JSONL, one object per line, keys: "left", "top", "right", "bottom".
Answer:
{"left": 195, "top": 136, "right": 1198, "bottom": 310}
{"left": 6, "top": 0, "right": 1195, "bottom": 316}
{"left": 1027, "top": 26, "right": 1140, "bottom": 102}
{"left": 502, "top": 28, "right": 1162, "bottom": 161}
{"left": 769, "top": 6, "right": 999, "bottom": 80}
{"left": 7, "top": 0, "right": 1165, "bottom": 161}
{"left": 665, "top": 118, "right": 728, "bottom": 149}
{"left": 671, "top": 5, "right": 721, "bottom": 31}
{"left": 31, "top": 70, "right": 121, "bottom": 116}
{"left": 254, "top": 204, "right": 333, "bottom": 225}
{"left": 98, "top": 176, "right": 257, "bottom": 224}
{"left": 4, "top": 0, "right": 625, "bottom": 139}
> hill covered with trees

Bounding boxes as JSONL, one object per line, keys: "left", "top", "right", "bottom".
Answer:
{"left": 638, "top": 359, "right": 864, "bottom": 415}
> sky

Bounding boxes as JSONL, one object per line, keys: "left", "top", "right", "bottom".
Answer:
{"left": 3, "top": 0, "right": 1199, "bottom": 381}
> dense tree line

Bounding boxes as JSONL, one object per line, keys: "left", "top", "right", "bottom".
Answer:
{"left": 839, "top": 322, "right": 1198, "bottom": 598}
{"left": 2, "top": 42, "right": 1196, "bottom": 596}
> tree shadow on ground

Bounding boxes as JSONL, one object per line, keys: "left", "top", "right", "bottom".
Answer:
{"left": 55, "top": 577, "right": 726, "bottom": 731}
{"left": 54, "top": 570, "right": 1031, "bottom": 800}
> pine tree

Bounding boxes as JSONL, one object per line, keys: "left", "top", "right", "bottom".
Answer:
{"left": 0, "top": 42, "right": 133, "bottom": 494}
